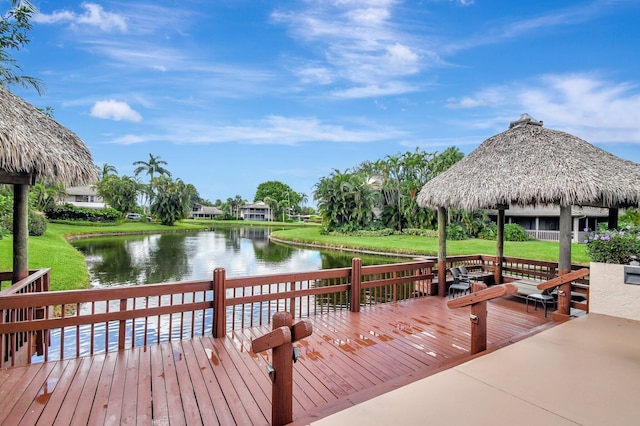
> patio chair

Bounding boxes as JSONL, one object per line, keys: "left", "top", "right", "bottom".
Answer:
{"left": 448, "top": 267, "right": 471, "bottom": 299}
{"left": 525, "top": 288, "right": 557, "bottom": 317}
{"left": 458, "top": 265, "right": 472, "bottom": 282}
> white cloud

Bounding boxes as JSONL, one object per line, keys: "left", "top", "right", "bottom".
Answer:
{"left": 91, "top": 100, "right": 143, "bottom": 122}
{"left": 34, "top": 2, "right": 127, "bottom": 32}
{"left": 446, "top": 73, "right": 640, "bottom": 144}
{"left": 272, "top": 1, "right": 430, "bottom": 97}
{"left": 104, "top": 115, "right": 407, "bottom": 146}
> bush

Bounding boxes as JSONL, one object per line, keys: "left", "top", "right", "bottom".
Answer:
{"left": 29, "top": 211, "right": 47, "bottom": 236}
{"left": 45, "top": 204, "right": 122, "bottom": 222}
{"left": 585, "top": 226, "right": 640, "bottom": 264}
{"left": 446, "top": 223, "right": 467, "bottom": 240}
{"left": 402, "top": 228, "right": 439, "bottom": 238}
{"left": 478, "top": 223, "right": 498, "bottom": 240}
{"left": 504, "top": 223, "right": 529, "bottom": 241}
{"left": 0, "top": 211, "right": 48, "bottom": 236}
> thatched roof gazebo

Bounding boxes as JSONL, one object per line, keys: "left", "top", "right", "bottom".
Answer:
{"left": 0, "top": 85, "right": 98, "bottom": 283}
{"left": 416, "top": 114, "right": 640, "bottom": 316}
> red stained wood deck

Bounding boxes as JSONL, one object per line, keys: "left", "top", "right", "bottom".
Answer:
{"left": 0, "top": 295, "right": 557, "bottom": 425}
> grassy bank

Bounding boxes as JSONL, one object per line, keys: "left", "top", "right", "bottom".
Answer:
{"left": 0, "top": 221, "right": 212, "bottom": 291}
{"left": 270, "top": 227, "right": 591, "bottom": 264}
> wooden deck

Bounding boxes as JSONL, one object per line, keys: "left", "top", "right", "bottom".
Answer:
{"left": 0, "top": 294, "right": 556, "bottom": 425}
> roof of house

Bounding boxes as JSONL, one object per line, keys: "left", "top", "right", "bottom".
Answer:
{"left": 66, "top": 185, "right": 98, "bottom": 196}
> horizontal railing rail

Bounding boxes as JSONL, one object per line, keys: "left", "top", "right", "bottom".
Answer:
{"left": 0, "top": 255, "right": 589, "bottom": 367}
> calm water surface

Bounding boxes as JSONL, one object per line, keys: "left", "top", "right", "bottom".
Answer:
{"left": 71, "top": 227, "right": 407, "bottom": 287}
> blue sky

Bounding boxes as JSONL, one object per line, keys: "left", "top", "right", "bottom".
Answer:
{"left": 9, "top": 0, "right": 640, "bottom": 206}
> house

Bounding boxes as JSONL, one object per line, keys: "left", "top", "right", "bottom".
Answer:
{"left": 489, "top": 205, "right": 609, "bottom": 242}
{"left": 62, "top": 186, "right": 106, "bottom": 209}
{"left": 190, "top": 204, "right": 223, "bottom": 220}
{"left": 240, "top": 201, "right": 275, "bottom": 221}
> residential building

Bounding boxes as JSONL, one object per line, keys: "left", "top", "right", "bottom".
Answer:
{"left": 190, "top": 204, "right": 223, "bottom": 220}
{"left": 240, "top": 201, "right": 275, "bottom": 221}
{"left": 62, "top": 186, "right": 106, "bottom": 209}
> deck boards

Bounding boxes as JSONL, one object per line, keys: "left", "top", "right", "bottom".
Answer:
{"left": 0, "top": 295, "right": 557, "bottom": 425}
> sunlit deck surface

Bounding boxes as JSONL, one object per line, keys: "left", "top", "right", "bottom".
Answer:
{"left": 0, "top": 295, "right": 557, "bottom": 425}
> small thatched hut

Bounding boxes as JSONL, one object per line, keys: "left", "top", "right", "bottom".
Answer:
{"left": 0, "top": 85, "right": 98, "bottom": 283}
{"left": 416, "top": 114, "right": 640, "bottom": 315}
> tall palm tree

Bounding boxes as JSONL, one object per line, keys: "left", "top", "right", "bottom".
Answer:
{"left": 133, "top": 153, "right": 171, "bottom": 211}
{"left": 100, "top": 163, "right": 118, "bottom": 179}
{"left": 132, "top": 153, "right": 171, "bottom": 182}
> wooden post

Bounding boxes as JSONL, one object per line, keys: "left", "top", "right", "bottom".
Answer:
{"left": 350, "top": 258, "right": 361, "bottom": 312}
{"left": 438, "top": 207, "right": 447, "bottom": 297}
{"left": 608, "top": 207, "right": 619, "bottom": 230}
{"left": 447, "top": 283, "right": 517, "bottom": 355}
{"left": 556, "top": 205, "right": 572, "bottom": 318}
{"left": 12, "top": 183, "right": 29, "bottom": 283}
{"left": 495, "top": 208, "right": 505, "bottom": 285}
{"left": 213, "top": 268, "right": 226, "bottom": 338}
{"left": 272, "top": 312, "right": 293, "bottom": 426}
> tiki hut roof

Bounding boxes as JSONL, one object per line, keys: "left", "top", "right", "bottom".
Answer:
{"left": 0, "top": 85, "right": 98, "bottom": 186}
{"left": 416, "top": 114, "right": 640, "bottom": 211}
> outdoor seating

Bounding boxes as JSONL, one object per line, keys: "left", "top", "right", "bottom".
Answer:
{"left": 525, "top": 289, "right": 557, "bottom": 317}
{"left": 448, "top": 267, "right": 471, "bottom": 298}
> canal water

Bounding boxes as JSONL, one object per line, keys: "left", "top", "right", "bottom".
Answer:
{"left": 70, "top": 227, "right": 406, "bottom": 287}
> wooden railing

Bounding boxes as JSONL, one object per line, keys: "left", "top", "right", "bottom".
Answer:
{"left": 0, "top": 255, "right": 589, "bottom": 367}
{"left": 0, "top": 260, "right": 434, "bottom": 366}
{"left": 0, "top": 269, "right": 51, "bottom": 367}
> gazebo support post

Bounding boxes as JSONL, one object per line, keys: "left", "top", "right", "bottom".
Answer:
{"left": 608, "top": 208, "right": 618, "bottom": 230}
{"left": 12, "top": 183, "right": 29, "bottom": 283}
{"left": 555, "top": 205, "right": 572, "bottom": 319}
{"left": 494, "top": 208, "right": 505, "bottom": 285}
{"left": 437, "top": 207, "right": 447, "bottom": 297}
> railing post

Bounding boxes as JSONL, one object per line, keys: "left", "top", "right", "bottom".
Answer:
{"left": 118, "top": 298, "right": 127, "bottom": 350}
{"left": 213, "top": 268, "right": 226, "bottom": 338}
{"left": 272, "top": 312, "right": 293, "bottom": 426}
{"left": 351, "top": 258, "right": 361, "bottom": 312}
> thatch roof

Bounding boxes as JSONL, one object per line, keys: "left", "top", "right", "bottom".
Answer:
{"left": 416, "top": 114, "right": 640, "bottom": 211}
{"left": 0, "top": 85, "right": 98, "bottom": 186}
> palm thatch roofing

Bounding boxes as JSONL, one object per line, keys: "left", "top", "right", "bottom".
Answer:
{"left": 416, "top": 114, "right": 640, "bottom": 211}
{"left": 0, "top": 84, "right": 97, "bottom": 185}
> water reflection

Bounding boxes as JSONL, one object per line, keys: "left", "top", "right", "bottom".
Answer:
{"left": 72, "top": 227, "right": 405, "bottom": 287}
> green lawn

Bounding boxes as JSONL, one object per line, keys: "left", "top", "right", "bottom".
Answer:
{"left": 0, "top": 220, "right": 590, "bottom": 292}
{"left": 270, "top": 227, "right": 591, "bottom": 264}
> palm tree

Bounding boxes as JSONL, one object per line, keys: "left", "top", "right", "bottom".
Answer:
{"left": 133, "top": 153, "right": 171, "bottom": 211}
{"left": 100, "top": 163, "right": 118, "bottom": 179}
{"left": 133, "top": 153, "right": 171, "bottom": 182}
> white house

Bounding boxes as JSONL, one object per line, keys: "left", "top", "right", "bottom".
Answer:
{"left": 240, "top": 201, "right": 275, "bottom": 221}
{"left": 190, "top": 204, "right": 223, "bottom": 220}
{"left": 62, "top": 186, "right": 106, "bottom": 209}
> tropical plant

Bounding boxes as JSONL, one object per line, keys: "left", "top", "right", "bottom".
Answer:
{"left": 150, "top": 176, "right": 192, "bottom": 225}
{"left": 504, "top": 223, "right": 529, "bottom": 241}
{"left": 1, "top": 0, "right": 43, "bottom": 93}
{"left": 585, "top": 226, "right": 640, "bottom": 264}
{"left": 313, "top": 169, "right": 379, "bottom": 232}
{"left": 133, "top": 153, "right": 171, "bottom": 209}
{"left": 95, "top": 175, "right": 138, "bottom": 214}
{"left": 100, "top": 163, "right": 118, "bottom": 179}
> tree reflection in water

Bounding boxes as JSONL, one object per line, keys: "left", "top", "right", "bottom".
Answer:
{"left": 72, "top": 227, "right": 406, "bottom": 287}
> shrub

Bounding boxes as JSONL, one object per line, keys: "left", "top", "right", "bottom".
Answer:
{"left": 0, "top": 211, "right": 48, "bottom": 236}
{"left": 504, "top": 223, "right": 529, "bottom": 241}
{"left": 478, "top": 223, "right": 498, "bottom": 240}
{"left": 446, "top": 223, "right": 467, "bottom": 240}
{"left": 585, "top": 226, "right": 640, "bottom": 264}
{"left": 45, "top": 204, "right": 122, "bottom": 222}
{"left": 29, "top": 211, "right": 47, "bottom": 236}
{"left": 402, "top": 228, "right": 439, "bottom": 238}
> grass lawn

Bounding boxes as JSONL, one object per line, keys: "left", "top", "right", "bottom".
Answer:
{"left": 270, "top": 227, "right": 591, "bottom": 265}
{"left": 0, "top": 219, "right": 589, "bottom": 292}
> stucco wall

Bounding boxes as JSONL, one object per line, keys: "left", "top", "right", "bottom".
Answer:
{"left": 589, "top": 262, "right": 640, "bottom": 321}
